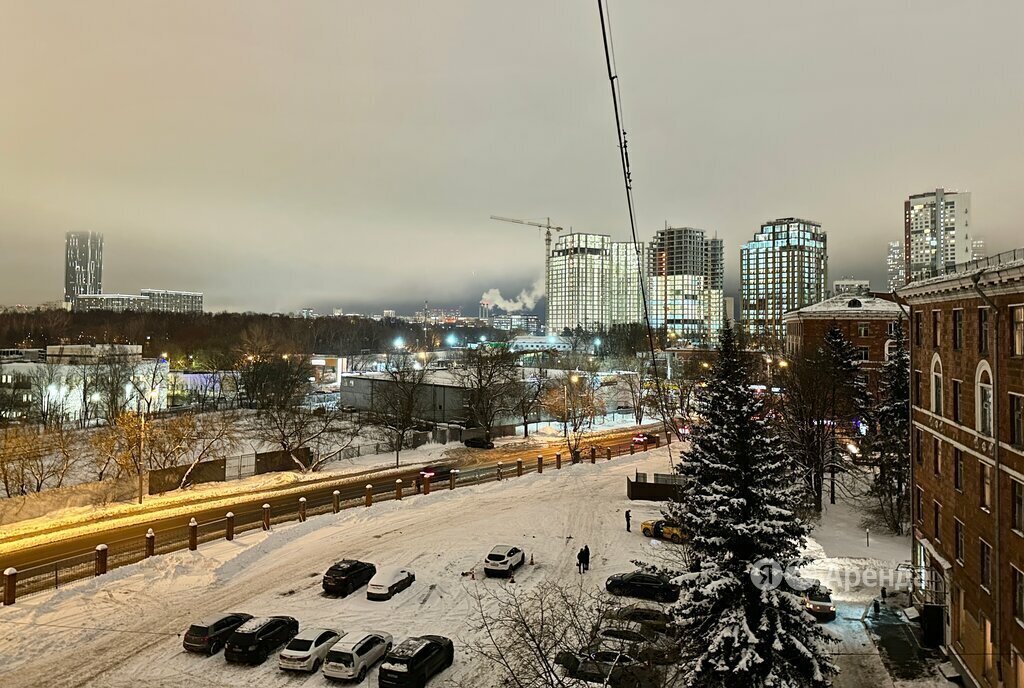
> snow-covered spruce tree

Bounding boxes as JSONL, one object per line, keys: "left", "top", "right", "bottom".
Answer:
{"left": 868, "top": 318, "right": 911, "bottom": 535}
{"left": 659, "top": 326, "right": 838, "bottom": 687}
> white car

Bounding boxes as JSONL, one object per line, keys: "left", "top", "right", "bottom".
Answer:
{"left": 278, "top": 627, "right": 344, "bottom": 672}
{"left": 322, "top": 630, "right": 393, "bottom": 681}
{"left": 366, "top": 565, "right": 415, "bottom": 601}
{"left": 483, "top": 545, "right": 526, "bottom": 577}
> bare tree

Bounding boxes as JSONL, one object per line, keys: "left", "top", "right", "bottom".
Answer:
{"left": 614, "top": 355, "right": 650, "bottom": 426}
{"left": 368, "top": 351, "right": 431, "bottom": 466}
{"left": 451, "top": 348, "right": 520, "bottom": 441}
{"left": 544, "top": 367, "right": 604, "bottom": 457}
{"left": 508, "top": 372, "right": 551, "bottom": 439}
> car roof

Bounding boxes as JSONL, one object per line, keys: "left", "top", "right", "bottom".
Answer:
{"left": 600, "top": 620, "right": 647, "bottom": 634}
{"left": 330, "top": 559, "right": 365, "bottom": 570}
{"left": 373, "top": 565, "right": 409, "bottom": 578}
{"left": 391, "top": 637, "right": 432, "bottom": 658}
{"left": 236, "top": 616, "right": 281, "bottom": 633}
{"left": 193, "top": 611, "right": 247, "bottom": 626}
{"left": 293, "top": 627, "right": 341, "bottom": 641}
{"left": 331, "top": 631, "right": 376, "bottom": 650}
{"left": 489, "top": 545, "right": 515, "bottom": 554}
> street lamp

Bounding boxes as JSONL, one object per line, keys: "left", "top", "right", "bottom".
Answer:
{"left": 393, "top": 337, "right": 405, "bottom": 350}
{"left": 445, "top": 333, "right": 458, "bottom": 347}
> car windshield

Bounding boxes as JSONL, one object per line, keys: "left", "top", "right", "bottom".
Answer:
{"left": 809, "top": 591, "right": 831, "bottom": 603}
{"left": 186, "top": 624, "right": 208, "bottom": 636}
{"left": 287, "top": 639, "right": 313, "bottom": 652}
{"left": 603, "top": 629, "right": 644, "bottom": 642}
{"left": 326, "top": 650, "right": 354, "bottom": 666}
{"left": 487, "top": 553, "right": 507, "bottom": 561}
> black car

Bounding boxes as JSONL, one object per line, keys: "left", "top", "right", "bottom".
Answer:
{"left": 322, "top": 559, "right": 376, "bottom": 596}
{"left": 378, "top": 635, "right": 454, "bottom": 687}
{"left": 606, "top": 572, "right": 680, "bottom": 603}
{"left": 606, "top": 603, "right": 673, "bottom": 636}
{"left": 224, "top": 616, "right": 299, "bottom": 665}
{"left": 463, "top": 437, "right": 494, "bottom": 449}
{"left": 183, "top": 612, "right": 252, "bottom": 655}
{"left": 558, "top": 648, "right": 664, "bottom": 688}
{"left": 419, "top": 465, "right": 455, "bottom": 481}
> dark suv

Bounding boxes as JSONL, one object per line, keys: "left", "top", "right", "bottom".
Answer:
{"left": 378, "top": 635, "right": 454, "bottom": 687}
{"left": 224, "top": 615, "right": 299, "bottom": 664}
{"left": 605, "top": 571, "right": 680, "bottom": 603}
{"left": 322, "top": 559, "right": 376, "bottom": 596}
{"left": 183, "top": 612, "right": 252, "bottom": 655}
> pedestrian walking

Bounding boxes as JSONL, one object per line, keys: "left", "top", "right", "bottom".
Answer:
{"left": 576, "top": 548, "right": 585, "bottom": 575}
{"left": 582, "top": 545, "right": 590, "bottom": 572}
{"left": 625, "top": 510, "right": 631, "bottom": 532}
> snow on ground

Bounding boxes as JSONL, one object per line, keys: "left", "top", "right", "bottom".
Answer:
{"left": 0, "top": 448, "right": 677, "bottom": 688}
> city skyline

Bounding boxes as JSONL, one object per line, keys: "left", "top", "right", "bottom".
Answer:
{"left": 3, "top": 2, "right": 1023, "bottom": 314}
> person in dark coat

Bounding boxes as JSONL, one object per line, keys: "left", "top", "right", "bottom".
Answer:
{"left": 582, "top": 545, "right": 591, "bottom": 572}
{"left": 625, "top": 510, "right": 631, "bottom": 532}
{"left": 576, "top": 548, "right": 585, "bottom": 574}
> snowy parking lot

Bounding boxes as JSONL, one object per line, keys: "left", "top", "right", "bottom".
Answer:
{"left": 0, "top": 448, "right": 678, "bottom": 687}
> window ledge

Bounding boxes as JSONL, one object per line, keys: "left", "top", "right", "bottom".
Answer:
{"left": 981, "top": 585, "right": 992, "bottom": 595}
{"left": 1012, "top": 529, "right": 1024, "bottom": 539}
{"left": 980, "top": 507, "right": 992, "bottom": 514}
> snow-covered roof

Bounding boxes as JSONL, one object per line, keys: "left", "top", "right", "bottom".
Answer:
{"left": 783, "top": 295, "right": 902, "bottom": 320}
{"left": 899, "top": 252, "right": 1024, "bottom": 298}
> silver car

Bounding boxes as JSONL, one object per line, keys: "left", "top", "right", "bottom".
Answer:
{"left": 322, "top": 630, "right": 393, "bottom": 682}
{"left": 278, "top": 627, "right": 344, "bottom": 672}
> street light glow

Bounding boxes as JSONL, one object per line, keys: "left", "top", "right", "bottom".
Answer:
{"left": 393, "top": 337, "right": 405, "bottom": 349}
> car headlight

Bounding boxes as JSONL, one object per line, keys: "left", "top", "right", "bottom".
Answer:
{"left": 829, "top": 606, "right": 836, "bottom": 611}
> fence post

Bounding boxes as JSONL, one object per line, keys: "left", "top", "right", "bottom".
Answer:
{"left": 537, "top": 456, "right": 543, "bottom": 474}
{"left": 94, "top": 544, "right": 108, "bottom": 576}
{"left": 145, "top": 528, "right": 156, "bottom": 556}
{"left": 395, "top": 479, "right": 403, "bottom": 500}
{"left": 643, "top": 440, "right": 648, "bottom": 452}
{"left": 497, "top": 462, "right": 503, "bottom": 481}
{"left": 298, "top": 497, "right": 307, "bottom": 522}
{"left": 630, "top": 443, "right": 635, "bottom": 455}
{"left": 3, "top": 568, "right": 16, "bottom": 606}
{"left": 332, "top": 490, "right": 341, "bottom": 513}
{"left": 556, "top": 453, "right": 562, "bottom": 470}
{"left": 517, "top": 459, "right": 523, "bottom": 477}
{"left": 665, "top": 430, "right": 672, "bottom": 445}
{"left": 262, "top": 503, "right": 271, "bottom": 531}
{"left": 423, "top": 474, "right": 431, "bottom": 495}
{"left": 365, "top": 484, "right": 373, "bottom": 507}
{"left": 450, "top": 469, "right": 459, "bottom": 490}
{"left": 225, "top": 514, "right": 235, "bottom": 542}
{"left": 591, "top": 447, "right": 597, "bottom": 464}
{"left": 188, "top": 518, "right": 198, "bottom": 551}
{"left": 607, "top": 447, "right": 612, "bottom": 461}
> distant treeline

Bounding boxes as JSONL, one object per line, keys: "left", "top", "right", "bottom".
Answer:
{"left": 0, "top": 309, "right": 506, "bottom": 364}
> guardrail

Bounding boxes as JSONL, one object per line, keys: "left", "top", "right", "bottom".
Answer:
{"left": 1, "top": 432, "right": 674, "bottom": 605}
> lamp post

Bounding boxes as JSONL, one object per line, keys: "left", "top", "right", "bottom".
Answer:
{"left": 563, "top": 374, "right": 580, "bottom": 438}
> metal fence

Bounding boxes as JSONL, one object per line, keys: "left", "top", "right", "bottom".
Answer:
{"left": 3, "top": 431, "right": 670, "bottom": 605}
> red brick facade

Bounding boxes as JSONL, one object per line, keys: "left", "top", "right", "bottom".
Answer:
{"left": 900, "top": 258, "right": 1024, "bottom": 688}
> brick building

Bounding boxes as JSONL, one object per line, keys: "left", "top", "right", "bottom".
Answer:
{"left": 898, "top": 249, "right": 1024, "bottom": 687}
{"left": 782, "top": 294, "right": 904, "bottom": 393}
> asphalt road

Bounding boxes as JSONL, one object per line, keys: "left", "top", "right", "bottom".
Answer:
{"left": 0, "top": 425, "right": 668, "bottom": 575}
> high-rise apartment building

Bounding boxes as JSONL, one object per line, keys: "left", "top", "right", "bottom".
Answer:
{"left": 140, "top": 289, "right": 204, "bottom": 314}
{"left": 832, "top": 278, "right": 871, "bottom": 296}
{"left": 972, "top": 237, "right": 987, "bottom": 261}
{"left": 647, "top": 226, "right": 724, "bottom": 344}
{"left": 904, "top": 188, "right": 972, "bottom": 282}
{"left": 887, "top": 240, "right": 907, "bottom": 292}
{"left": 64, "top": 232, "right": 104, "bottom": 303}
{"left": 740, "top": 218, "right": 827, "bottom": 341}
{"left": 545, "top": 233, "right": 644, "bottom": 334}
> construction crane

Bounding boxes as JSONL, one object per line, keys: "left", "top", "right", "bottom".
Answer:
{"left": 490, "top": 215, "right": 564, "bottom": 282}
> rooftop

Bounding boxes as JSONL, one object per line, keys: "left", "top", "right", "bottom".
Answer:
{"left": 783, "top": 295, "right": 902, "bottom": 320}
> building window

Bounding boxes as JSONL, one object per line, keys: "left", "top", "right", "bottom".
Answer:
{"left": 933, "top": 502, "right": 941, "bottom": 542}
{"left": 978, "top": 307, "right": 989, "bottom": 353}
{"left": 954, "top": 448, "right": 964, "bottom": 491}
{"left": 1015, "top": 568, "right": 1024, "bottom": 624}
{"left": 955, "top": 520, "right": 964, "bottom": 563}
{"left": 933, "top": 437, "right": 941, "bottom": 476}
{"left": 1015, "top": 306, "right": 1024, "bottom": 357}
{"left": 981, "top": 463, "right": 993, "bottom": 511}
{"left": 981, "top": 540, "right": 992, "bottom": 590}
{"left": 915, "top": 485, "right": 923, "bottom": 523}
{"left": 977, "top": 364, "right": 994, "bottom": 436}
{"left": 952, "top": 309, "right": 964, "bottom": 350}
{"left": 914, "top": 311, "right": 923, "bottom": 346}
{"left": 931, "top": 356, "right": 943, "bottom": 415}
{"left": 1014, "top": 394, "right": 1024, "bottom": 446}
{"left": 952, "top": 380, "right": 962, "bottom": 423}
{"left": 913, "top": 370, "right": 922, "bottom": 406}
{"left": 856, "top": 346, "right": 870, "bottom": 361}
{"left": 914, "top": 428, "right": 923, "bottom": 465}
{"left": 858, "top": 322, "right": 870, "bottom": 337}
{"left": 931, "top": 310, "right": 941, "bottom": 347}
{"left": 1014, "top": 480, "right": 1024, "bottom": 533}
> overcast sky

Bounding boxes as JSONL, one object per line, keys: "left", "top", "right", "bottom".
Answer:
{"left": 2, "top": 1, "right": 1022, "bottom": 314}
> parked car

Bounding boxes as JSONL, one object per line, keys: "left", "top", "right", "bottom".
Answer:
{"left": 557, "top": 648, "right": 663, "bottom": 688}
{"left": 483, "top": 545, "right": 525, "bottom": 577}
{"left": 366, "top": 566, "right": 415, "bottom": 601}
{"left": 378, "top": 635, "right": 454, "bottom": 687}
{"left": 594, "top": 622, "right": 680, "bottom": 664}
{"left": 631, "top": 432, "right": 660, "bottom": 446}
{"left": 323, "top": 559, "right": 377, "bottom": 596}
{"left": 606, "top": 603, "right": 672, "bottom": 636}
{"left": 278, "top": 627, "right": 344, "bottom": 672}
{"left": 463, "top": 436, "right": 494, "bottom": 449}
{"left": 803, "top": 587, "right": 837, "bottom": 621}
{"left": 224, "top": 616, "right": 299, "bottom": 664}
{"left": 639, "top": 519, "right": 686, "bottom": 544}
{"left": 606, "top": 571, "right": 680, "bottom": 603}
{"left": 183, "top": 612, "right": 252, "bottom": 655}
{"left": 321, "top": 630, "right": 393, "bottom": 682}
